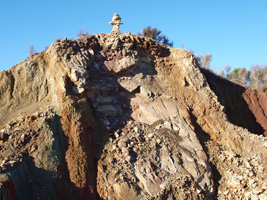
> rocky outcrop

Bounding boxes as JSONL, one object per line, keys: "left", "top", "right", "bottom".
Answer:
{"left": 0, "top": 33, "right": 266, "bottom": 199}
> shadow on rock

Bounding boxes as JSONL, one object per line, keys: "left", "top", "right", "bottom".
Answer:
{"left": 201, "top": 68, "right": 265, "bottom": 136}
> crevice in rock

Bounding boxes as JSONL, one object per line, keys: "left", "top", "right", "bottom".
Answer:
{"left": 189, "top": 112, "right": 221, "bottom": 200}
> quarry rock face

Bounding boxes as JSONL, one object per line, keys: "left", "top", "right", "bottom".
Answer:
{"left": 0, "top": 33, "right": 266, "bottom": 199}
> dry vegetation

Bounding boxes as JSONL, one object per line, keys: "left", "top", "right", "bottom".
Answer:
{"left": 196, "top": 54, "right": 267, "bottom": 92}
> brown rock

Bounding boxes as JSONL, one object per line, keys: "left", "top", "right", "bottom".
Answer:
{"left": 118, "top": 73, "right": 143, "bottom": 92}
{"left": 104, "top": 56, "right": 138, "bottom": 73}
{"left": 113, "top": 182, "right": 140, "bottom": 200}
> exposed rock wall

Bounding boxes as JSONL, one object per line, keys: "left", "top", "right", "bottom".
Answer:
{"left": 243, "top": 90, "right": 267, "bottom": 136}
{"left": 202, "top": 68, "right": 267, "bottom": 136}
{"left": 0, "top": 33, "right": 266, "bottom": 199}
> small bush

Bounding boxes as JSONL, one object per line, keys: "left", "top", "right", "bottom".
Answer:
{"left": 55, "top": 37, "right": 63, "bottom": 42}
{"left": 28, "top": 45, "right": 36, "bottom": 56}
{"left": 196, "top": 54, "right": 212, "bottom": 69}
{"left": 77, "top": 29, "right": 89, "bottom": 37}
{"left": 139, "top": 26, "right": 173, "bottom": 47}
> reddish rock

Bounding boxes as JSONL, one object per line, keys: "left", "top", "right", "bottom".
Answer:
{"left": 243, "top": 90, "right": 267, "bottom": 136}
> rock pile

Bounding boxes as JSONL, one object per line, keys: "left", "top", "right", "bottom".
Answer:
{"left": 206, "top": 140, "right": 267, "bottom": 200}
{"left": 97, "top": 119, "right": 214, "bottom": 199}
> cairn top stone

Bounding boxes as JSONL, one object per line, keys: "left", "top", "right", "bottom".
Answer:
{"left": 109, "top": 13, "right": 123, "bottom": 34}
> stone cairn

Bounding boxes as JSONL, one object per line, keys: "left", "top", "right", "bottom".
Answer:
{"left": 109, "top": 13, "right": 123, "bottom": 34}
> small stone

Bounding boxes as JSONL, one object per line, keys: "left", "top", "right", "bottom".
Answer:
{"left": 115, "top": 132, "right": 120, "bottom": 138}
{"left": 156, "top": 139, "right": 161, "bottom": 144}
{"left": 89, "top": 49, "right": 94, "bottom": 56}
{"left": 196, "top": 189, "right": 201, "bottom": 194}
{"left": 252, "top": 188, "right": 263, "bottom": 195}
{"left": 163, "top": 121, "right": 172, "bottom": 129}
{"left": 133, "top": 127, "right": 140, "bottom": 133}
{"left": 224, "top": 191, "right": 229, "bottom": 195}
{"left": 227, "top": 177, "right": 246, "bottom": 189}
{"left": 219, "top": 154, "right": 225, "bottom": 161}
{"left": 155, "top": 125, "right": 162, "bottom": 130}
{"left": 121, "top": 147, "right": 129, "bottom": 156}
{"left": 173, "top": 126, "right": 179, "bottom": 131}
{"left": 30, "top": 145, "right": 36, "bottom": 153}
{"left": 223, "top": 150, "right": 236, "bottom": 157}
{"left": 248, "top": 179, "right": 255, "bottom": 186}
{"left": 112, "top": 145, "right": 117, "bottom": 151}
{"left": 5, "top": 124, "right": 11, "bottom": 129}
{"left": 125, "top": 155, "right": 131, "bottom": 162}
{"left": 249, "top": 171, "right": 254, "bottom": 177}
{"left": 108, "top": 157, "right": 114, "bottom": 163}
{"left": 118, "top": 141, "right": 127, "bottom": 149}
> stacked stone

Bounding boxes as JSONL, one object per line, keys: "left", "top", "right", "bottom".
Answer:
{"left": 109, "top": 13, "right": 123, "bottom": 34}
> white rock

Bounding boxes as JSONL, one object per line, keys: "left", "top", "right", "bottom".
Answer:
{"left": 163, "top": 121, "right": 172, "bottom": 129}
{"left": 133, "top": 127, "right": 140, "bottom": 133}
{"left": 227, "top": 177, "right": 245, "bottom": 189}
{"left": 173, "top": 126, "right": 179, "bottom": 131}
{"left": 249, "top": 171, "right": 254, "bottom": 177}
{"left": 115, "top": 132, "right": 120, "bottom": 138}
{"left": 156, "top": 139, "right": 161, "bottom": 144}
{"left": 89, "top": 49, "right": 94, "bottom": 56}
{"left": 125, "top": 155, "right": 131, "bottom": 162}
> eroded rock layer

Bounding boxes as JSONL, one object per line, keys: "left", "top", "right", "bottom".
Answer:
{"left": 0, "top": 33, "right": 266, "bottom": 199}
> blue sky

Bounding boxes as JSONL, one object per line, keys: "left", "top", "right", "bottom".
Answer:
{"left": 0, "top": 0, "right": 267, "bottom": 73}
